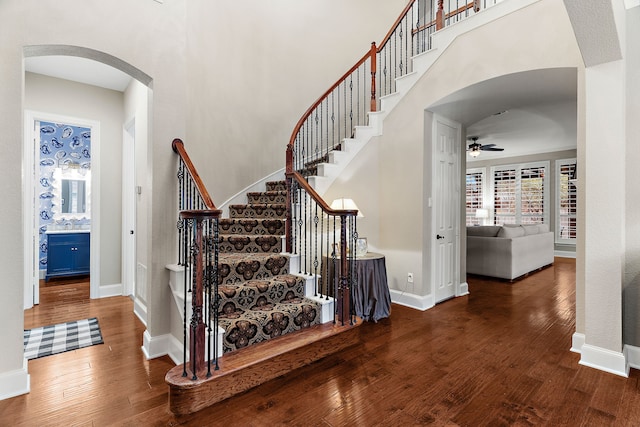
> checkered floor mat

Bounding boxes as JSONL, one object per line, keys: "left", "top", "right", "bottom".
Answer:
{"left": 24, "top": 317, "right": 104, "bottom": 360}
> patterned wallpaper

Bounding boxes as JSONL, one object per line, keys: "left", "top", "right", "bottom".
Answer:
{"left": 38, "top": 121, "right": 91, "bottom": 271}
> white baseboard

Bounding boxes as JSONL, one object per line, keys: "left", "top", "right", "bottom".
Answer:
{"left": 168, "top": 334, "right": 183, "bottom": 366}
{"left": 458, "top": 281, "right": 469, "bottom": 296}
{"left": 554, "top": 250, "right": 576, "bottom": 259}
{"left": 133, "top": 298, "right": 147, "bottom": 326}
{"left": 389, "top": 289, "right": 434, "bottom": 311}
{"left": 625, "top": 344, "right": 640, "bottom": 371}
{"left": 571, "top": 332, "right": 585, "bottom": 353}
{"left": 141, "top": 330, "right": 171, "bottom": 360}
{"left": 0, "top": 359, "right": 30, "bottom": 401}
{"left": 99, "top": 283, "right": 123, "bottom": 298}
{"left": 579, "top": 343, "right": 629, "bottom": 377}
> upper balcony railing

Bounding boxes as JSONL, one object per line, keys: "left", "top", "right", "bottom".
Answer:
{"left": 286, "top": 0, "right": 503, "bottom": 179}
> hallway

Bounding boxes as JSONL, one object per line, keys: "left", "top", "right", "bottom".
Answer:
{"left": 4, "top": 258, "right": 640, "bottom": 425}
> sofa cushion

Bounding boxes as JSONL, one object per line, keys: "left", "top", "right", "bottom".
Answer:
{"left": 467, "top": 225, "right": 502, "bottom": 237}
{"left": 497, "top": 226, "right": 526, "bottom": 238}
{"left": 538, "top": 223, "right": 550, "bottom": 233}
{"left": 522, "top": 225, "right": 540, "bottom": 235}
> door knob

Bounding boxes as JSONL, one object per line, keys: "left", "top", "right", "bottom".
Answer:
{"left": 437, "top": 234, "right": 444, "bottom": 240}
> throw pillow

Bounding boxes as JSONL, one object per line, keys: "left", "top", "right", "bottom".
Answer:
{"left": 497, "top": 226, "right": 525, "bottom": 238}
{"left": 522, "top": 225, "right": 539, "bottom": 235}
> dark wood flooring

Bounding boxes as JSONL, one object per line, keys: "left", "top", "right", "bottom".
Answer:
{"left": 3, "top": 258, "right": 640, "bottom": 425}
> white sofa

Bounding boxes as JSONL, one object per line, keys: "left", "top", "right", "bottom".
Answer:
{"left": 466, "top": 224, "right": 554, "bottom": 280}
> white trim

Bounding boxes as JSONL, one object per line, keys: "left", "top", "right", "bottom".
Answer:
{"left": 624, "top": 344, "right": 640, "bottom": 370}
{"left": 457, "top": 281, "right": 469, "bottom": 297}
{"left": 389, "top": 289, "right": 434, "bottom": 311}
{"left": 579, "top": 344, "right": 628, "bottom": 377}
{"left": 0, "top": 359, "right": 30, "bottom": 401}
{"left": 555, "top": 250, "right": 576, "bottom": 259}
{"left": 133, "top": 298, "right": 147, "bottom": 326}
{"left": 555, "top": 158, "right": 577, "bottom": 244}
{"left": 141, "top": 330, "right": 171, "bottom": 360}
{"left": 98, "top": 283, "right": 123, "bottom": 298}
{"left": 625, "top": 0, "right": 640, "bottom": 9}
{"left": 490, "top": 160, "right": 550, "bottom": 225}
{"left": 167, "top": 334, "right": 183, "bottom": 365}
{"left": 218, "top": 168, "right": 285, "bottom": 217}
{"left": 571, "top": 332, "right": 585, "bottom": 353}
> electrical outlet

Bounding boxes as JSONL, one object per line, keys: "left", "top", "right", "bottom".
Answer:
{"left": 407, "top": 272, "right": 414, "bottom": 283}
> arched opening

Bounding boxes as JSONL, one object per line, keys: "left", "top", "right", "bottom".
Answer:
{"left": 23, "top": 45, "right": 153, "bottom": 327}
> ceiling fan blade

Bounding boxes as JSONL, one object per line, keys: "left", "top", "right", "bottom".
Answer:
{"left": 481, "top": 147, "right": 504, "bottom": 151}
{"left": 480, "top": 143, "right": 496, "bottom": 148}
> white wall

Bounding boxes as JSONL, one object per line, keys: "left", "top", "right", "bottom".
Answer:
{"left": 623, "top": 4, "right": 640, "bottom": 348}
{"left": 25, "top": 72, "right": 124, "bottom": 288}
{"left": 184, "top": 0, "right": 408, "bottom": 204}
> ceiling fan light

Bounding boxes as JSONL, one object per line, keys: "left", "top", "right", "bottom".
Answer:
{"left": 469, "top": 150, "right": 481, "bottom": 158}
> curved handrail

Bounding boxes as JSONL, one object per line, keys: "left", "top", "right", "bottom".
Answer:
{"left": 286, "top": 49, "right": 371, "bottom": 168}
{"left": 286, "top": 171, "right": 359, "bottom": 217}
{"left": 172, "top": 138, "right": 217, "bottom": 210}
{"left": 378, "top": 0, "right": 417, "bottom": 50}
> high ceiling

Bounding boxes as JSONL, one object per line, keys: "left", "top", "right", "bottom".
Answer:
{"left": 429, "top": 68, "right": 578, "bottom": 162}
{"left": 24, "top": 55, "right": 132, "bottom": 92}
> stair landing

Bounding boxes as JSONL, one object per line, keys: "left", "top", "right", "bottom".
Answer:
{"left": 166, "top": 318, "right": 361, "bottom": 415}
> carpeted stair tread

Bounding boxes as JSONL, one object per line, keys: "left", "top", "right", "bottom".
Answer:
{"left": 219, "top": 234, "right": 282, "bottom": 254}
{"left": 229, "top": 203, "right": 286, "bottom": 219}
{"left": 218, "top": 298, "right": 321, "bottom": 353}
{"left": 219, "top": 218, "right": 285, "bottom": 236}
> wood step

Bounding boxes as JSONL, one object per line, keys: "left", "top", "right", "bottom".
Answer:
{"left": 166, "top": 318, "right": 362, "bottom": 415}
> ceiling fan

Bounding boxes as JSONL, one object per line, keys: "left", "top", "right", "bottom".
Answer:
{"left": 467, "top": 136, "right": 504, "bottom": 158}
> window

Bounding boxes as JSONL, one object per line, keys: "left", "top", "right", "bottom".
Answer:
{"left": 491, "top": 162, "right": 549, "bottom": 225}
{"left": 465, "top": 169, "right": 485, "bottom": 225}
{"left": 556, "top": 159, "right": 577, "bottom": 243}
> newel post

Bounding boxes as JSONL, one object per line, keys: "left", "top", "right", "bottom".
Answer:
{"left": 370, "top": 41, "right": 377, "bottom": 113}
{"left": 339, "top": 215, "right": 351, "bottom": 325}
{"left": 473, "top": 0, "right": 481, "bottom": 12}
{"left": 189, "top": 214, "right": 206, "bottom": 377}
{"left": 436, "top": 0, "right": 444, "bottom": 30}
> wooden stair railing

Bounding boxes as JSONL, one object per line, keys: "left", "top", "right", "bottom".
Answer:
{"left": 172, "top": 139, "right": 222, "bottom": 380}
{"left": 286, "top": 171, "right": 359, "bottom": 326}
{"left": 285, "top": 0, "right": 491, "bottom": 180}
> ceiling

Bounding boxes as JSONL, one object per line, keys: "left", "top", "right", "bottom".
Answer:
{"left": 24, "top": 55, "right": 132, "bottom": 92}
{"left": 429, "top": 68, "right": 578, "bottom": 162}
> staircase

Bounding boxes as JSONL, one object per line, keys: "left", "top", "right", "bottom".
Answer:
{"left": 216, "top": 181, "right": 325, "bottom": 353}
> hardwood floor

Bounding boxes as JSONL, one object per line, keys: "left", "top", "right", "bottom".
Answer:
{"left": 3, "top": 258, "right": 640, "bottom": 426}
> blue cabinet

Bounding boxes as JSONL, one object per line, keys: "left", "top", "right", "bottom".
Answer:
{"left": 46, "top": 232, "right": 90, "bottom": 281}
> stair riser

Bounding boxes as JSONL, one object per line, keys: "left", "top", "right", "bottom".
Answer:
{"left": 218, "top": 254, "right": 289, "bottom": 284}
{"left": 219, "top": 235, "right": 282, "bottom": 254}
{"left": 218, "top": 302, "right": 321, "bottom": 353}
{"left": 218, "top": 275, "right": 305, "bottom": 312}
{"left": 229, "top": 205, "right": 286, "bottom": 219}
{"left": 247, "top": 192, "right": 287, "bottom": 204}
{"left": 266, "top": 181, "right": 286, "bottom": 192}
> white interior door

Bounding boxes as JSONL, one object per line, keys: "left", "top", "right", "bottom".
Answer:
{"left": 433, "top": 117, "right": 460, "bottom": 303}
{"left": 122, "top": 122, "right": 136, "bottom": 297}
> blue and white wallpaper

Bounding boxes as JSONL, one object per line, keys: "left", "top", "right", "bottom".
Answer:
{"left": 38, "top": 121, "right": 91, "bottom": 271}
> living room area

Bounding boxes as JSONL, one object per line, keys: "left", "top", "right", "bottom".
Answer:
{"left": 444, "top": 68, "right": 578, "bottom": 281}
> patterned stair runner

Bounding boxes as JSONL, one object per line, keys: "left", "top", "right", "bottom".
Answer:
{"left": 216, "top": 181, "right": 322, "bottom": 353}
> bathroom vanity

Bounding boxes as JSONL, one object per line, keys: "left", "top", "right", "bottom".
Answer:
{"left": 45, "top": 230, "right": 90, "bottom": 281}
